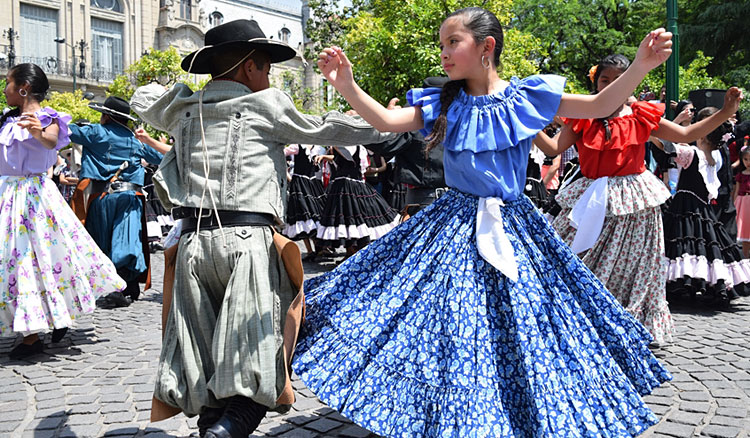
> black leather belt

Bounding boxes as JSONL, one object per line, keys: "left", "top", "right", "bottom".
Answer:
{"left": 90, "top": 179, "right": 142, "bottom": 194}
{"left": 405, "top": 187, "right": 449, "bottom": 206}
{"left": 173, "top": 207, "right": 275, "bottom": 235}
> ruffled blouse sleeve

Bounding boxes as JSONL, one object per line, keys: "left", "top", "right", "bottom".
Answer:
{"left": 561, "top": 117, "right": 592, "bottom": 134}
{"left": 406, "top": 87, "right": 442, "bottom": 136}
{"left": 631, "top": 101, "right": 664, "bottom": 135}
{"left": 2, "top": 107, "right": 73, "bottom": 151}
{"left": 407, "top": 75, "right": 566, "bottom": 153}
{"left": 37, "top": 107, "right": 73, "bottom": 150}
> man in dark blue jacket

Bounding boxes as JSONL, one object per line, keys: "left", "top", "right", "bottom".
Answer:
{"left": 69, "top": 97, "right": 165, "bottom": 306}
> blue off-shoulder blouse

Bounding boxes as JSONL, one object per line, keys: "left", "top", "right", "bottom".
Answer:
{"left": 406, "top": 75, "right": 566, "bottom": 199}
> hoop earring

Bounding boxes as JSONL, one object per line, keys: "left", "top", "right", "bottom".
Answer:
{"left": 481, "top": 55, "right": 491, "bottom": 69}
{"left": 19, "top": 89, "right": 27, "bottom": 97}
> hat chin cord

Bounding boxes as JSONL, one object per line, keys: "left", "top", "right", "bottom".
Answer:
{"left": 183, "top": 47, "right": 257, "bottom": 251}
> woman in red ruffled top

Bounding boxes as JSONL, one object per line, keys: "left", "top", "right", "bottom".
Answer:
{"left": 535, "top": 54, "right": 743, "bottom": 346}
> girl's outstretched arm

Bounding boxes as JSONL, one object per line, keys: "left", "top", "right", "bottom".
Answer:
{"left": 557, "top": 29, "right": 673, "bottom": 119}
{"left": 533, "top": 123, "right": 580, "bottom": 156}
{"left": 318, "top": 47, "right": 423, "bottom": 133}
{"left": 656, "top": 87, "right": 743, "bottom": 143}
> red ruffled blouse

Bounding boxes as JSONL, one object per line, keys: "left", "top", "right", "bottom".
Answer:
{"left": 563, "top": 101, "right": 664, "bottom": 179}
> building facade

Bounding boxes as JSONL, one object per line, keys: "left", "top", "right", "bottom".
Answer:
{"left": 0, "top": 0, "right": 318, "bottom": 102}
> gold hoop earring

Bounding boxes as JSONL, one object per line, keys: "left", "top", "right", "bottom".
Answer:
{"left": 19, "top": 89, "right": 28, "bottom": 97}
{"left": 481, "top": 55, "right": 491, "bottom": 69}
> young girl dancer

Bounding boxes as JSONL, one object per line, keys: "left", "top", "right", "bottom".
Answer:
{"left": 1, "top": 64, "right": 126, "bottom": 358}
{"left": 293, "top": 8, "right": 676, "bottom": 437}
{"left": 537, "top": 55, "right": 742, "bottom": 345}
{"left": 735, "top": 146, "right": 750, "bottom": 258}
{"left": 664, "top": 107, "right": 750, "bottom": 304}
{"left": 315, "top": 145, "right": 400, "bottom": 259}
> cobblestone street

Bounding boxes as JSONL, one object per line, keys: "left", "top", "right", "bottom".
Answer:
{"left": 1, "top": 250, "right": 749, "bottom": 438}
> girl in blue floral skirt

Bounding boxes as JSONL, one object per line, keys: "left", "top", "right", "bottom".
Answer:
{"left": 293, "top": 7, "right": 674, "bottom": 437}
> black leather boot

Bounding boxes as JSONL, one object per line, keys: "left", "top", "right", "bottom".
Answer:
{"left": 125, "top": 280, "right": 141, "bottom": 301}
{"left": 197, "top": 407, "right": 224, "bottom": 438}
{"left": 51, "top": 327, "right": 68, "bottom": 343}
{"left": 204, "top": 396, "right": 268, "bottom": 438}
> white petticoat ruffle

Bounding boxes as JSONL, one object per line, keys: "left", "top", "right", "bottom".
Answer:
{"left": 283, "top": 219, "right": 319, "bottom": 239}
{"left": 667, "top": 253, "right": 750, "bottom": 288}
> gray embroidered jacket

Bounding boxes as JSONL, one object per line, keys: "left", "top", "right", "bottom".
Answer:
{"left": 131, "top": 80, "right": 394, "bottom": 220}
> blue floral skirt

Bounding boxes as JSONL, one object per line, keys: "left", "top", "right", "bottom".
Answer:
{"left": 292, "top": 189, "right": 671, "bottom": 438}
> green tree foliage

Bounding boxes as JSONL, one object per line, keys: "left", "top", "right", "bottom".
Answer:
{"left": 108, "top": 47, "right": 206, "bottom": 101}
{"left": 640, "top": 51, "right": 726, "bottom": 101}
{"left": 511, "top": 0, "right": 663, "bottom": 85}
{"left": 680, "top": 0, "right": 750, "bottom": 85}
{"left": 0, "top": 79, "right": 6, "bottom": 109}
{"left": 278, "top": 69, "right": 319, "bottom": 114}
{"left": 307, "top": 0, "right": 540, "bottom": 109}
{"left": 42, "top": 89, "right": 101, "bottom": 124}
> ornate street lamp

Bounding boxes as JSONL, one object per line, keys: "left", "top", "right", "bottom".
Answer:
{"left": 3, "top": 28, "right": 19, "bottom": 67}
{"left": 55, "top": 37, "right": 88, "bottom": 91}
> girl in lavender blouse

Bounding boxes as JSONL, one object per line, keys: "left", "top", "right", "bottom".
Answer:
{"left": 0, "top": 63, "right": 126, "bottom": 359}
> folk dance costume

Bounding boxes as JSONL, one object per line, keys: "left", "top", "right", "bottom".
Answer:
{"left": 0, "top": 108, "right": 126, "bottom": 336}
{"left": 664, "top": 145, "right": 750, "bottom": 303}
{"left": 735, "top": 171, "right": 750, "bottom": 243}
{"left": 294, "top": 76, "right": 670, "bottom": 438}
{"left": 69, "top": 97, "right": 164, "bottom": 301}
{"left": 282, "top": 144, "right": 326, "bottom": 240}
{"left": 552, "top": 102, "right": 674, "bottom": 344}
{"left": 130, "top": 29, "right": 395, "bottom": 430}
{"left": 316, "top": 145, "right": 400, "bottom": 248}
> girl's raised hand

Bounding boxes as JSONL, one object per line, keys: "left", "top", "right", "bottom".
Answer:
{"left": 632, "top": 29, "right": 673, "bottom": 73}
{"left": 16, "top": 112, "right": 43, "bottom": 137}
{"left": 318, "top": 46, "right": 354, "bottom": 90}
{"left": 723, "top": 87, "right": 744, "bottom": 114}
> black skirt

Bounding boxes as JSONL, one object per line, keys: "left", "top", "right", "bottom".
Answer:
{"left": 283, "top": 174, "right": 326, "bottom": 240}
{"left": 316, "top": 177, "right": 399, "bottom": 248}
{"left": 664, "top": 192, "right": 750, "bottom": 303}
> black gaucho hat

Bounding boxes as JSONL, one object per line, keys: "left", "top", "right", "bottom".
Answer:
{"left": 181, "top": 19, "right": 297, "bottom": 74}
{"left": 88, "top": 96, "right": 137, "bottom": 122}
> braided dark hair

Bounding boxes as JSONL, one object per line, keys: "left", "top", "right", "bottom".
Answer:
{"left": 0, "top": 63, "right": 49, "bottom": 128}
{"left": 696, "top": 106, "right": 733, "bottom": 149}
{"left": 425, "top": 8, "right": 504, "bottom": 152}
{"left": 425, "top": 79, "right": 465, "bottom": 151}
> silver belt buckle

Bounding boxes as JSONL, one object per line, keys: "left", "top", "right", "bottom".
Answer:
{"left": 193, "top": 208, "right": 213, "bottom": 219}
{"left": 107, "top": 181, "right": 120, "bottom": 195}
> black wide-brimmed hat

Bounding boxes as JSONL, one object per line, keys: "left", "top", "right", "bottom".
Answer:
{"left": 181, "top": 19, "right": 298, "bottom": 74}
{"left": 88, "top": 96, "right": 136, "bottom": 122}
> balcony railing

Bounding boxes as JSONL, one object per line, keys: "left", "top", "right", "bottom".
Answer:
{"left": 11, "top": 56, "right": 121, "bottom": 82}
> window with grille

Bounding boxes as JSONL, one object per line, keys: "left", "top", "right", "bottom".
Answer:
{"left": 91, "top": 18, "right": 123, "bottom": 81}
{"left": 90, "top": 0, "right": 122, "bottom": 13}
{"left": 19, "top": 3, "right": 58, "bottom": 72}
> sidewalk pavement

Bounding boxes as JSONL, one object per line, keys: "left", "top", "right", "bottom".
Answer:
{"left": 0, "top": 250, "right": 748, "bottom": 438}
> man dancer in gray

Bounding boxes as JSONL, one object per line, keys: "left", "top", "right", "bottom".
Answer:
{"left": 131, "top": 19, "right": 394, "bottom": 438}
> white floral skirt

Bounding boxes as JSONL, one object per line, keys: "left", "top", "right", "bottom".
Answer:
{"left": 0, "top": 176, "right": 126, "bottom": 335}
{"left": 553, "top": 172, "right": 674, "bottom": 344}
